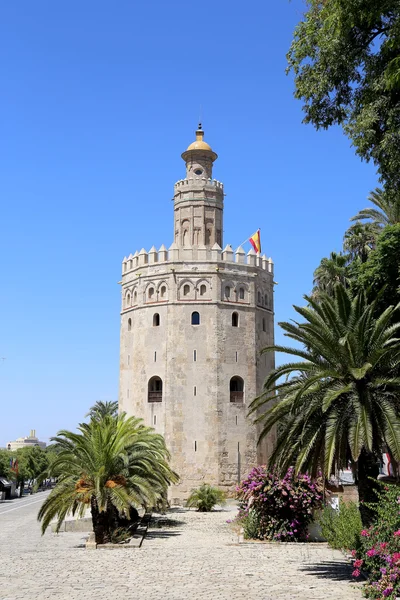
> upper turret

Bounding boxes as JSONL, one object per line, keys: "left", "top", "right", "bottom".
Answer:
{"left": 174, "top": 125, "right": 224, "bottom": 248}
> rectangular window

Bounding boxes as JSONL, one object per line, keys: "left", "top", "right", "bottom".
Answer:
{"left": 193, "top": 350, "right": 197, "bottom": 362}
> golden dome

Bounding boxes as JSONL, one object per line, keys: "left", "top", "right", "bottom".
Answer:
{"left": 182, "top": 124, "right": 217, "bottom": 161}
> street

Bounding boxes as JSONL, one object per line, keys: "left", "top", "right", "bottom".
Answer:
{"left": 0, "top": 494, "right": 362, "bottom": 600}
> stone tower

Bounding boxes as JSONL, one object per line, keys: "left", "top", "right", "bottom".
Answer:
{"left": 119, "top": 125, "right": 275, "bottom": 502}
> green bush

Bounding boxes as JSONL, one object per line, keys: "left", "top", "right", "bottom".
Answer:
{"left": 318, "top": 500, "right": 362, "bottom": 550}
{"left": 186, "top": 483, "right": 226, "bottom": 512}
{"left": 241, "top": 508, "right": 261, "bottom": 540}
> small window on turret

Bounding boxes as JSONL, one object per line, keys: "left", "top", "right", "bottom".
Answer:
{"left": 160, "top": 286, "right": 166, "bottom": 298}
{"left": 225, "top": 286, "right": 231, "bottom": 299}
{"left": 183, "top": 284, "right": 190, "bottom": 296}
{"left": 200, "top": 284, "right": 206, "bottom": 296}
{"left": 148, "top": 287, "right": 154, "bottom": 300}
{"left": 239, "top": 288, "right": 245, "bottom": 300}
{"left": 194, "top": 169, "right": 203, "bottom": 175}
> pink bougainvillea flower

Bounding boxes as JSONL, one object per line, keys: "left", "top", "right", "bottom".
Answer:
{"left": 351, "top": 550, "right": 357, "bottom": 557}
{"left": 352, "top": 569, "right": 361, "bottom": 578}
{"left": 383, "top": 587, "right": 393, "bottom": 597}
{"left": 381, "top": 542, "right": 388, "bottom": 550}
{"left": 354, "top": 559, "right": 363, "bottom": 568}
{"left": 367, "top": 548, "right": 377, "bottom": 557}
{"left": 360, "top": 530, "right": 370, "bottom": 537}
{"left": 394, "top": 530, "right": 400, "bottom": 537}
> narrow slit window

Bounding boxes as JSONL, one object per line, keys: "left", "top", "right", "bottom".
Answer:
{"left": 195, "top": 441, "right": 197, "bottom": 452}
{"left": 232, "top": 312, "right": 239, "bottom": 327}
{"left": 128, "top": 318, "right": 132, "bottom": 331}
{"left": 194, "top": 386, "right": 197, "bottom": 396}
{"left": 262, "top": 318, "right": 266, "bottom": 332}
{"left": 235, "top": 416, "right": 238, "bottom": 425}
{"left": 193, "top": 349, "right": 197, "bottom": 362}
{"left": 127, "top": 354, "right": 130, "bottom": 366}
{"left": 154, "top": 415, "right": 157, "bottom": 425}
{"left": 153, "top": 313, "right": 160, "bottom": 327}
{"left": 154, "top": 351, "right": 157, "bottom": 362}
{"left": 239, "top": 287, "right": 245, "bottom": 300}
{"left": 127, "top": 389, "right": 130, "bottom": 398}
{"left": 235, "top": 351, "right": 238, "bottom": 363}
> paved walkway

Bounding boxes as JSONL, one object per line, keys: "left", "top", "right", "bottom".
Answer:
{"left": 0, "top": 495, "right": 363, "bottom": 600}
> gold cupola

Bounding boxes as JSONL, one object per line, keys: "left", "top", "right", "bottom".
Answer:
{"left": 181, "top": 123, "right": 218, "bottom": 162}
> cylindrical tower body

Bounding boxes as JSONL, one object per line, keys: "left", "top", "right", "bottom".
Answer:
{"left": 119, "top": 128, "right": 275, "bottom": 501}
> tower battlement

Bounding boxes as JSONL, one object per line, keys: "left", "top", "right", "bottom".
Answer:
{"left": 122, "top": 244, "right": 274, "bottom": 275}
{"left": 174, "top": 178, "right": 224, "bottom": 191}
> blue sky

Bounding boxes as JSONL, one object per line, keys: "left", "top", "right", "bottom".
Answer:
{"left": 0, "top": 1, "right": 378, "bottom": 446}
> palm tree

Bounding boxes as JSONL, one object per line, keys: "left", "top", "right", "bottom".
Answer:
{"left": 343, "top": 221, "right": 378, "bottom": 263}
{"left": 250, "top": 284, "right": 400, "bottom": 525}
{"left": 312, "top": 252, "right": 350, "bottom": 297}
{"left": 86, "top": 400, "right": 119, "bottom": 421}
{"left": 351, "top": 187, "right": 400, "bottom": 228}
{"left": 38, "top": 414, "right": 179, "bottom": 544}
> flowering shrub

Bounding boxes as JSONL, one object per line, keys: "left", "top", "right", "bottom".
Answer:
{"left": 236, "top": 466, "right": 323, "bottom": 541}
{"left": 351, "top": 483, "right": 400, "bottom": 599}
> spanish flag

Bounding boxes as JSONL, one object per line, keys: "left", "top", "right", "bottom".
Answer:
{"left": 249, "top": 229, "right": 261, "bottom": 254}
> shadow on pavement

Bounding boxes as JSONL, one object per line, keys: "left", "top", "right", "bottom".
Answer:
{"left": 145, "top": 530, "right": 182, "bottom": 540}
{"left": 300, "top": 561, "right": 355, "bottom": 582}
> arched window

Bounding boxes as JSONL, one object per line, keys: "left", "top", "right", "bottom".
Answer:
{"left": 257, "top": 291, "right": 262, "bottom": 305}
{"left": 225, "top": 286, "right": 231, "bottom": 299}
{"left": 183, "top": 284, "right": 190, "bottom": 296}
{"left": 200, "top": 284, "right": 206, "bottom": 296}
{"left": 264, "top": 294, "right": 268, "bottom": 306}
{"left": 239, "top": 287, "right": 245, "bottom": 300}
{"left": 133, "top": 290, "right": 137, "bottom": 303}
{"left": 232, "top": 312, "right": 239, "bottom": 327}
{"left": 128, "top": 318, "right": 132, "bottom": 331}
{"left": 148, "top": 376, "right": 162, "bottom": 402}
{"left": 160, "top": 286, "right": 166, "bottom": 298}
{"left": 148, "top": 287, "right": 155, "bottom": 300}
{"left": 153, "top": 313, "right": 160, "bottom": 327}
{"left": 126, "top": 293, "right": 131, "bottom": 307}
{"left": 230, "top": 376, "right": 244, "bottom": 403}
{"left": 191, "top": 311, "right": 200, "bottom": 325}
{"left": 262, "top": 318, "right": 266, "bottom": 332}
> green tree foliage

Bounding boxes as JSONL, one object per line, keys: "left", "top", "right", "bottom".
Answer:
{"left": 85, "top": 400, "right": 119, "bottom": 421}
{"left": 312, "top": 252, "right": 350, "bottom": 296}
{"left": 351, "top": 188, "right": 400, "bottom": 229}
{"left": 250, "top": 284, "right": 400, "bottom": 525}
{"left": 287, "top": 1, "right": 400, "bottom": 193}
{"left": 0, "top": 449, "right": 12, "bottom": 478}
{"left": 186, "top": 484, "right": 226, "bottom": 512}
{"left": 343, "top": 221, "right": 378, "bottom": 263}
{"left": 352, "top": 223, "right": 400, "bottom": 312}
{"left": 16, "top": 446, "right": 49, "bottom": 486}
{"left": 37, "top": 414, "right": 178, "bottom": 544}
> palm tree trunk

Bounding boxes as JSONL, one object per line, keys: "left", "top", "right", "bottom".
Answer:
{"left": 356, "top": 450, "right": 380, "bottom": 527}
{"left": 90, "top": 497, "right": 110, "bottom": 545}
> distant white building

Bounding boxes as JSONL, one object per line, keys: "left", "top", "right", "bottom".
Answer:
{"left": 7, "top": 430, "right": 46, "bottom": 451}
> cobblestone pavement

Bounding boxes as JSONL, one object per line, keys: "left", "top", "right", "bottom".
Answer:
{"left": 0, "top": 494, "right": 363, "bottom": 600}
